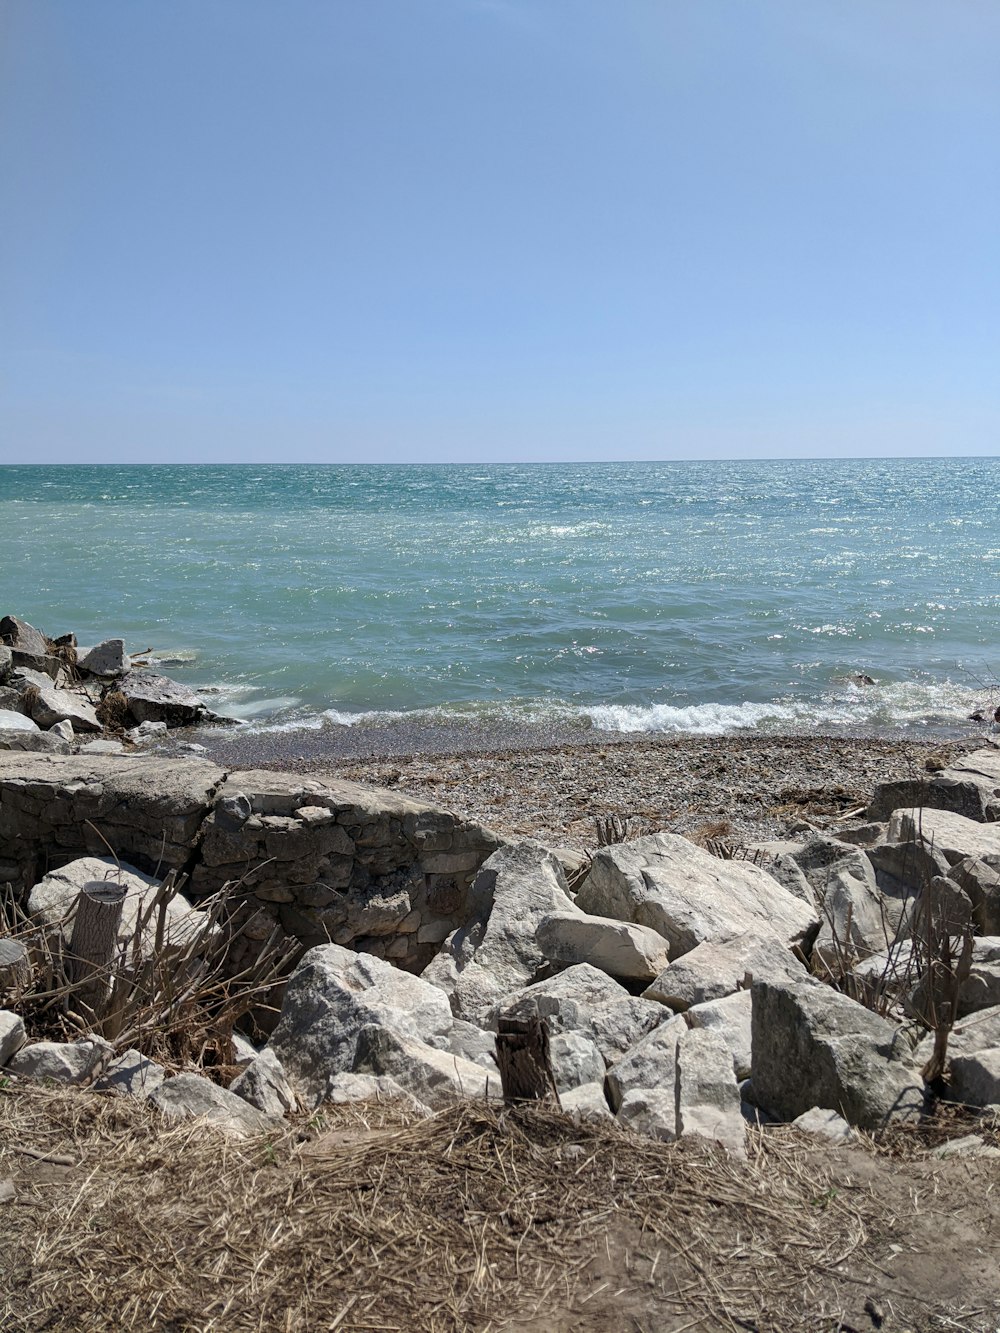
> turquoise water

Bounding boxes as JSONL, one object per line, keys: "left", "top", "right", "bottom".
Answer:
{"left": 1, "top": 459, "right": 997, "bottom": 738}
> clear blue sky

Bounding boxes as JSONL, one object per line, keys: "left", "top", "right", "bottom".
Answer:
{"left": 1, "top": 1, "right": 997, "bottom": 463}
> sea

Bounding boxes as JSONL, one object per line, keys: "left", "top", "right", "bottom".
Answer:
{"left": 1, "top": 459, "right": 997, "bottom": 748}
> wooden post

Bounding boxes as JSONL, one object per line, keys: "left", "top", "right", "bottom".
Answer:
{"left": 494, "top": 1015, "right": 561, "bottom": 1108}
{"left": 69, "top": 880, "right": 127, "bottom": 1018}
{"left": 0, "top": 939, "right": 32, "bottom": 1005}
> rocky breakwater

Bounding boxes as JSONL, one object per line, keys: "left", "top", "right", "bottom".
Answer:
{"left": 0, "top": 614, "right": 229, "bottom": 756}
{"left": 3, "top": 744, "right": 1000, "bottom": 1164}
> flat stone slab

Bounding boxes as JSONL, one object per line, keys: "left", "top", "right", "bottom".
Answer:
{"left": 149, "top": 1073, "right": 280, "bottom": 1137}
{"left": 536, "top": 910, "right": 670, "bottom": 982}
{"left": 30, "top": 684, "right": 101, "bottom": 733}
{"left": 117, "top": 670, "right": 208, "bottom": 726}
{"left": 887, "top": 808, "right": 1000, "bottom": 866}
{"left": 0, "top": 709, "right": 38, "bottom": 732}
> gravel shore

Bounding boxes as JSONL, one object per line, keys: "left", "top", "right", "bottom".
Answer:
{"left": 197, "top": 727, "right": 986, "bottom": 849}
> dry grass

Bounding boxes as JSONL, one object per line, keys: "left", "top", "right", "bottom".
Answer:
{"left": 0, "top": 1082, "right": 882, "bottom": 1333}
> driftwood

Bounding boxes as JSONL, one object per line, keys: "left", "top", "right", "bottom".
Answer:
{"left": 494, "top": 1016, "right": 561, "bottom": 1107}
{"left": 69, "top": 880, "right": 127, "bottom": 1017}
{"left": 0, "top": 938, "right": 33, "bottom": 1004}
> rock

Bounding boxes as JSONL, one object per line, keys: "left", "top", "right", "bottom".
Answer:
{"left": 94, "top": 1049, "right": 166, "bottom": 1098}
{"left": 675, "top": 1027, "right": 746, "bottom": 1157}
{"left": 560, "top": 1081, "right": 612, "bottom": 1121}
{"left": 605, "top": 1013, "right": 687, "bottom": 1113}
{"left": 425, "top": 1018, "right": 498, "bottom": 1070}
{"left": 29, "top": 684, "right": 101, "bottom": 733}
{"left": 791, "top": 837, "right": 888, "bottom": 966}
{"left": 27, "top": 856, "right": 208, "bottom": 957}
{"left": 0, "top": 709, "right": 38, "bottom": 732}
{"left": 550, "top": 845, "right": 590, "bottom": 885}
{"left": 49, "top": 719, "right": 75, "bottom": 742}
{"left": 912, "top": 1004, "right": 1000, "bottom": 1068}
{"left": 229, "top": 1049, "right": 299, "bottom": 1116}
{"left": 686, "top": 991, "right": 752, "bottom": 1081}
{"left": 617, "top": 1088, "right": 677, "bottom": 1141}
{"left": 867, "top": 839, "right": 952, "bottom": 896}
{"left": 0, "top": 728, "right": 71, "bottom": 754}
{"left": 129, "top": 719, "right": 169, "bottom": 741}
{"left": 0, "top": 1010, "right": 26, "bottom": 1065}
{"left": 791, "top": 1107, "right": 856, "bottom": 1143}
{"left": 7, "top": 1037, "right": 111, "bottom": 1085}
{"left": 949, "top": 1049, "right": 1000, "bottom": 1108}
{"left": 77, "top": 639, "right": 131, "bottom": 677}
{"left": 951, "top": 855, "right": 1000, "bottom": 935}
{"left": 831, "top": 822, "right": 889, "bottom": 849}
{"left": 352, "top": 1025, "right": 493, "bottom": 1108}
{"left": 266, "top": 943, "right": 455, "bottom": 1107}
{"left": 643, "top": 933, "right": 807, "bottom": 1011}
{"left": 422, "top": 841, "right": 579, "bottom": 1023}
{"left": 117, "top": 670, "right": 208, "bottom": 726}
{"left": 578, "top": 832, "right": 818, "bottom": 961}
{"left": 930, "top": 1134, "right": 1000, "bottom": 1160}
{"left": 0, "top": 1179, "right": 14, "bottom": 1204}
{"left": 763, "top": 852, "right": 817, "bottom": 906}
{"left": 0, "top": 687, "right": 27, "bottom": 713}
{"left": 323, "top": 1071, "right": 432, "bottom": 1115}
{"left": 0, "top": 644, "right": 11, "bottom": 682}
{"left": 149, "top": 1073, "right": 280, "bottom": 1136}
{"left": 548, "top": 1030, "right": 606, "bottom": 1092}
{"left": 497, "top": 963, "right": 666, "bottom": 1065}
{"left": 869, "top": 775, "right": 997, "bottom": 824}
{"left": 750, "top": 976, "right": 924, "bottom": 1130}
{"left": 0, "top": 616, "right": 48, "bottom": 658}
{"left": 232, "top": 1032, "right": 258, "bottom": 1066}
{"left": 887, "top": 809, "right": 1000, "bottom": 867}
{"left": 536, "top": 911, "right": 670, "bottom": 982}
{"left": 78, "top": 739, "right": 128, "bottom": 755}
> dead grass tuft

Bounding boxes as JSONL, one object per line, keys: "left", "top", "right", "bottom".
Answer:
{"left": 94, "top": 689, "right": 130, "bottom": 734}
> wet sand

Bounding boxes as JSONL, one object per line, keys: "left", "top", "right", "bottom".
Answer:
{"left": 193, "top": 724, "right": 986, "bottom": 849}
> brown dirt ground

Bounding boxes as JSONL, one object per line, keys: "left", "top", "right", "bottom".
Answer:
{"left": 1, "top": 1082, "right": 999, "bottom": 1332}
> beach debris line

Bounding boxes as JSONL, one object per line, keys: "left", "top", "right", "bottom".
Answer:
{"left": 0, "top": 613, "right": 232, "bottom": 754}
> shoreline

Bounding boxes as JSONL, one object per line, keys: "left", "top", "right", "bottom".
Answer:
{"left": 189, "top": 725, "right": 988, "bottom": 849}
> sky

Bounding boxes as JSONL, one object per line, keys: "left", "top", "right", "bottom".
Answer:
{"left": 1, "top": 0, "right": 998, "bottom": 464}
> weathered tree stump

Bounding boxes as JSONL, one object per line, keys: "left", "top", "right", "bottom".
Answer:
{"left": 69, "top": 880, "right": 127, "bottom": 1017}
{"left": 0, "top": 938, "right": 33, "bottom": 1004}
{"left": 494, "top": 1015, "right": 560, "bottom": 1107}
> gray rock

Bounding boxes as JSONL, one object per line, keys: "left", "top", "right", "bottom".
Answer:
{"left": 675, "top": 1027, "right": 746, "bottom": 1157}
{"left": 643, "top": 933, "right": 807, "bottom": 1011}
{"left": 324, "top": 1071, "right": 433, "bottom": 1115}
{"left": 49, "top": 719, "right": 75, "bottom": 742}
{"left": 0, "top": 644, "right": 11, "bottom": 682}
{"left": 791, "top": 1106, "right": 856, "bottom": 1143}
{"left": 352, "top": 1025, "right": 493, "bottom": 1108}
{"left": 951, "top": 854, "right": 1000, "bottom": 935}
{"left": 751, "top": 976, "right": 924, "bottom": 1130}
{"left": 912, "top": 1004, "right": 1000, "bottom": 1068}
{"left": 0, "top": 1010, "right": 26, "bottom": 1065}
{"left": 422, "top": 841, "right": 580, "bottom": 1023}
{"left": 0, "top": 687, "right": 28, "bottom": 713}
{"left": 0, "top": 708, "right": 38, "bottom": 732}
{"left": 869, "top": 775, "right": 996, "bottom": 824}
{"left": 29, "top": 684, "right": 101, "bottom": 733}
{"left": 686, "top": 991, "right": 752, "bottom": 1081}
{"left": 867, "top": 839, "right": 952, "bottom": 895}
{"left": 149, "top": 1073, "right": 280, "bottom": 1136}
{"left": 118, "top": 670, "right": 208, "bottom": 726}
{"left": 496, "top": 962, "right": 666, "bottom": 1065}
{"left": 548, "top": 1030, "right": 606, "bottom": 1092}
{"left": 949, "top": 1048, "right": 1000, "bottom": 1109}
{"left": 930, "top": 1133, "right": 1000, "bottom": 1160}
{"left": 266, "top": 943, "right": 455, "bottom": 1107}
{"left": 763, "top": 852, "right": 817, "bottom": 906}
{"left": 956, "top": 938, "right": 1000, "bottom": 1019}
{"left": 0, "top": 616, "right": 48, "bottom": 658}
{"left": 605, "top": 1013, "right": 687, "bottom": 1112}
{"left": 0, "top": 728, "right": 71, "bottom": 754}
{"left": 77, "top": 639, "right": 131, "bottom": 678}
{"left": 792, "top": 836, "right": 888, "bottom": 966}
{"left": 8, "top": 1037, "right": 112, "bottom": 1085}
{"left": 78, "top": 739, "right": 127, "bottom": 755}
{"left": 578, "top": 832, "right": 818, "bottom": 961}
{"left": 617, "top": 1088, "right": 677, "bottom": 1141}
{"left": 229, "top": 1049, "right": 299, "bottom": 1116}
{"left": 94, "top": 1049, "right": 166, "bottom": 1098}
{"left": 887, "top": 808, "right": 1000, "bottom": 867}
{"left": 560, "top": 1081, "right": 612, "bottom": 1121}
{"left": 425, "top": 1018, "right": 498, "bottom": 1071}
{"left": 536, "top": 910, "right": 670, "bottom": 982}
{"left": 831, "top": 822, "right": 889, "bottom": 849}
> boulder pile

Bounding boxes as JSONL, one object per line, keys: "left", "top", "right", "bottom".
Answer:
{"left": 0, "top": 613, "right": 227, "bottom": 756}
{"left": 3, "top": 726, "right": 1000, "bottom": 1159}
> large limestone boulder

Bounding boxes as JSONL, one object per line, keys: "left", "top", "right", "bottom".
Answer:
{"left": 686, "top": 990, "right": 752, "bottom": 1081}
{"left": 266, "top": 944, "right": 455, "bottom": 1107}
{"left": 949, "top": 1049, "right": 1000, "bottom": 1108}
{"left": 887, "top": 808, "right": 1000, "bottom": 867}
{"left": 792, "top": 837, "right": 888, "bottom": 966}
{"left": 577, "top": 832, "right": 818, "bottom": 960}
{"left": 605, "top": 1013, "right": 687, "bottom": 1112}
{"left": 536, "top": 910, "right": 670, "bottom": 982}
{"left": 422, "top": 841, "right": 580, "bottom": 1023}
{"left": 496, "top": 963, "right": 666, "bottom": 1064}
{"left": 352, "top": 1026, "right": 492, "bottom": 1108}
{"left": 0, "top": 728, "right": 71, "bottom": 754}
{"left": 951, "top": 854, "right": 1000, "bottom": 934}
{"left": 643, "top": 933, "right": 807, "bottom": 1011}
{"left": 868, "top": 775, "right": 997, "bottom": 824}
{"left": 27, "top": 856, "right": 207, "bottom": 956}
{"left": 94, "top": 1049, "right": 166, "bottom": 1099}
{"left": 77, "top": 639, "right": 131, "bottom": 678}
{"left": 0, "top": 708, "right": 38, "bottom": 732}
{"left": 7, "top": 1037, "right": 111, "bottom": 1085}
{"left": 675, "top": 1027, "right": 746, "bottom": 1158}
{"left": 0, "top": 1010, "right": 26, "bottom": 1065}
{"left": 229, "top": 1049, "right": 299, "bottom": 1116}
{"left": 150, "top": 1073, "right": 280, "bottom": 1137}
{"left": 117, "top": 670, "right": 208, "bottom": 726}
{"left": 29, "top": 684, "right": 101, "bottom": 733}
{"left": 0, "top": 616, "right": 48, "bottom": 659}
{"left": 750, "top": 976, "right": 924, "bottom": 1130}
